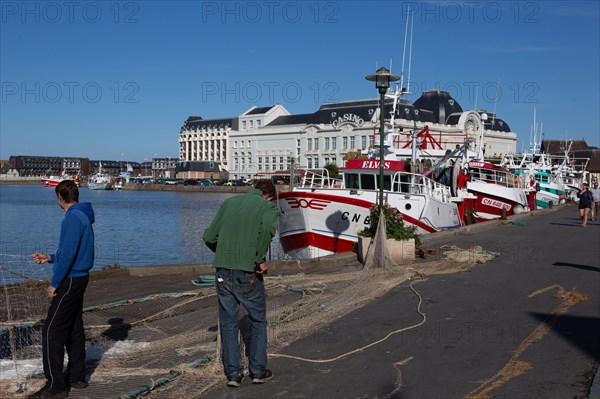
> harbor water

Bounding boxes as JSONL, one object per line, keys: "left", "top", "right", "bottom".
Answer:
{"left": 0, "top": 185, "right": 283, "bottom": 284}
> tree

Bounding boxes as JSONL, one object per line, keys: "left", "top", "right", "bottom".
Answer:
{"left": 324, "top": 162, "right": 339, "bottom": 179}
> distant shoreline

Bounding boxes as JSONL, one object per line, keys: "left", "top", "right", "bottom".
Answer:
{"left": 0, "top": 180, "right": 290, "bottom": 192}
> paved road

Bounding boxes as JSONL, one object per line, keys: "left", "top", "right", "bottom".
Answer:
{"left": 205, "top": 206, "right": 600, "bottom": 399}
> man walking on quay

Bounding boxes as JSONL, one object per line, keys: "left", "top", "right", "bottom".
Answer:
{"left": 203, "top": 180, "right": 279, "bottom": 388}
{"left": 30, "top": 180, "right": 95, "bottom": 399}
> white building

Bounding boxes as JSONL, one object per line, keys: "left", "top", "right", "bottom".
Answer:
{"left": 179, "top": 90, "right": 518, "bottom": 179}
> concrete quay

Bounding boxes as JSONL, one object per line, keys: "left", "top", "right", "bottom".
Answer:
{"left": 202, "top": 205, "right": 600, "bottom": 399}
{"left": 27, "top": 204, "right": 598, "bottom": 399}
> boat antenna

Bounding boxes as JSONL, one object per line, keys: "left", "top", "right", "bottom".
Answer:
{"left": 491, "top": 80, "right": 499, "bottom": 126}
{"left": 399, "top": 4, "right": 411, "bottom": 93}
{"left": 406, "top": 9, "right": 414, "bottom": 96}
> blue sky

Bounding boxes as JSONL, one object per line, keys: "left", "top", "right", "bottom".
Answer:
{"left": 1, "top": 0, "right": 599, "bottom": 162}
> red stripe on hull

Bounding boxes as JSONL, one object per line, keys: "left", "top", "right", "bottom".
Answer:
{"left": 278, "top": 190, "right": 439, "bottom": 233}
{"left": 280, "top": 232, "right": 355, "bottom": 253}
{"left": 278, "top": 190, "right": 374, "bottom": 209}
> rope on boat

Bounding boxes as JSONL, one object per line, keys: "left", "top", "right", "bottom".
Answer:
{"left": 123, "top": 356, "right": 211, "bottom": 398}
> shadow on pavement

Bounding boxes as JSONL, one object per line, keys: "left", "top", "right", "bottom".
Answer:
{"left": 528, "top": 313, "right": 600, "bottom": 361}
{"left": 553, "top": 262, "right": 600, "bottom": 273}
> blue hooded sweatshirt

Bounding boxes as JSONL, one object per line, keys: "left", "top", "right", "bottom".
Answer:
{"left": 49, "top": 202, "right": 95, "bottom": 288}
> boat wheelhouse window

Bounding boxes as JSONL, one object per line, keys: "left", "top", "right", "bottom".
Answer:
{"left": 382, "top": 175, "right": 392, "bottom": 191}
{"left": 360, "top": 174, "right": 376, "bottom": 190}
{"left": 346, "top": 173, "right": 359, "bottom": 189}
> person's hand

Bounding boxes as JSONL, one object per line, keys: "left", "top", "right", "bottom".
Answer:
{"left": 32, "top": 253, "right": 51, "bottom": 264}
{"left": 255, "top": 262, "right": 268, "bottom": 275}
{"left": 47, "top": 285, "right": 56, "bottom": 298}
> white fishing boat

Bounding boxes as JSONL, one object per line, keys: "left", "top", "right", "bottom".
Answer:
{"left": 88, "top": 162, "right": 113, "bottom": 190}
{"left": 278, "top": 158, "right": 463, "bottom": 259}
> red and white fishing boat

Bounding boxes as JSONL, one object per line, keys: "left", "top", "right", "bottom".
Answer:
{"left": 278, "top": 159, "right": 462, "bottom": 259}
{"left": 456, "top": 160, "right": 530, "bottom": 222}
{"left": 41, "top": 174, "right": 78, "bottom": 187}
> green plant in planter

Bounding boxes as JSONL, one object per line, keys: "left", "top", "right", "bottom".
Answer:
{"left": 357, "top": 204, "right": 421, "bottom": 246}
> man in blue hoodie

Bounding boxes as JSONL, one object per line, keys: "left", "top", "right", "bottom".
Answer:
{"left": 29, "top": 180, "right": 95, "bottom": 399}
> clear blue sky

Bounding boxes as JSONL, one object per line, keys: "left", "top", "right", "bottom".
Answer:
{"left": 1, "top": 1, "right": 598, "bottom": 162}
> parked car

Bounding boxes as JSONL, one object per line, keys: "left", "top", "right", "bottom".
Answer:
{"left": 183, "top": 179, "right": 199, "bottom": 186}
{"left": 199, "top": 179, "right": 212, "bottom": 186}
{"left": 164, "top": 180, "right": 177, "bottom": 185}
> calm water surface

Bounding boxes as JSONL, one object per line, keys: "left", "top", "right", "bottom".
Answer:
{"left": 0, "top": 185, "right": 280, "bottom": 283}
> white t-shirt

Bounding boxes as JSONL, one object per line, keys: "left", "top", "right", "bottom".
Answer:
{"left": 590, "top": 187, "right": 600, "bottom": 202}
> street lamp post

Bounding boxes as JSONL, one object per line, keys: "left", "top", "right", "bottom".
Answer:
{"left": 366, "top": 67, "right": 400, "bottom": 208}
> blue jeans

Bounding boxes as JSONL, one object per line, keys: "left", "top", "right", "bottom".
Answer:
{"left": 215, "top": 268, "right": 268, "bottom": 377}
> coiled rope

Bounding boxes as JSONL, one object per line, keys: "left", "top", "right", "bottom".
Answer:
{"left": 268, "top": 280, "right": 426, "bottom": 363}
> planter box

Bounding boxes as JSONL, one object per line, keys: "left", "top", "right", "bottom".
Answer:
{"left": 357, "top": 237, "right": 415, "bottom": 265}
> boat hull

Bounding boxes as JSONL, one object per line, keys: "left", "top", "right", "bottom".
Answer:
{"left": 466, "top": 181, "right": 528, "bottom": 221}
{"left": 278, "top": 188, "right": 461, "bottom": 259}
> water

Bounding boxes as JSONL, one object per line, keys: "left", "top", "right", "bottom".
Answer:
{"left": 0, "top": 185, "right": 250, "bottom": 283}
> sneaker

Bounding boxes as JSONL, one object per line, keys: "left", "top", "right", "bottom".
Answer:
{"left": 69, "top": 380, "right": 89, "bottom": 389}
{"left": 28, "top": 385, "right": 68, "bottom": 399}
{"left": 226, "top": 373, "right": 244, "bottom": 387}
{"left": 251, "top": 369, "right": 273, "bottom": 384}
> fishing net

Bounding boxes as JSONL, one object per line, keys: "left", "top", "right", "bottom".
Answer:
{"left": 0, "top": 244, "right": 498, "bottom": 398}
{"left": 0, "top": 255, "right": 53, "bottom": 386}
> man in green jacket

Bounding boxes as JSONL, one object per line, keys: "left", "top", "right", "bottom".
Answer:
{"left": 203, "top": 180, "right": 279, "bottom": 387}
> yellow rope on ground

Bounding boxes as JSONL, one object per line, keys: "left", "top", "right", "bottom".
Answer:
{"left": 268, "top": 280, "right": 426, "bottom": 363}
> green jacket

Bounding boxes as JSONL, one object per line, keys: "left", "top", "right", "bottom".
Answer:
{"left": 203, "top": 189, "right": 279, "bottom": 271}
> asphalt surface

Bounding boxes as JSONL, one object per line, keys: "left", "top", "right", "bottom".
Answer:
{"left": 204, "top": 206, "right": 600, "bottom": 399}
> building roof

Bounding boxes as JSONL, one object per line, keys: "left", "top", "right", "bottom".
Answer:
{"left": 413, "top": 90, "right": 464, "bottom": 125}
{"left": 181, "top": 117, "right": 237, "bottom": 131}
{"left": 245, "top": 106, "right": 275, "bottom": 115}
{"left": 541, "top": 140, "right": 590, "bottom": 154}
{"left": 267, "top": 98, "right": 435, "bottom": 128}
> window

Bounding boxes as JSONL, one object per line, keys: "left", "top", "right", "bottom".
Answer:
{"left": 249, "top": 120, "right": 254, "bottom": 129}
{"left": 258, "top": 156, "right": 263, "bottom": 165}
{"left": 343, "top": 137, "right": 348, "bottom": 150}
{"left": 314, "top": 158, "right": 319, "bottom": 168}
{"left": 242, "top": 121, "right": 247, "bottom": 130}
{"left": 369, "top": 135, "right": 375, "bottom": 145}
{"left": 360, "top": 174, "right": 375, "bottom": 190}
{"left": 332, "top": 137, "right": 337, "bottom": 150}
{"left": 307, "top": 158, "right": 313, "bottom": 168}
{"left": 279, "top": 156, "right": 284, "bottom": 163}
{"left": 272, "top": 156, "right": 277, "bottom": 164}
{"left": 233, "top": 141, "right": 237, "bottom": 149}
{"left": 325, "top": 137, "right": 330, "bottom": 150}
{"left": 314, "top": 138, "right": 319, "bottom": 150}
{"left": 350, "top": 136, "right": 355, "bottom": 149}
{"left": 346, "top": 173, "right": 359, "bottom": 189}
{"left": 307, "top": 138, "right": 313, "bottom": 151}
{"left": 361, "top": 136, "right": 367, "bottom": 149}
{"left": 257, "top": 120, "right": 262, "bottom": 128}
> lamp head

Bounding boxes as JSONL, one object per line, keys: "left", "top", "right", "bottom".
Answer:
{"left": 365, "top": 67, "right": 400, "bottom": 93}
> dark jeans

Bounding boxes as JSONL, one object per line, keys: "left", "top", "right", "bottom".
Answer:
{"left": 215, "top": 268, "right": 267, "bottom": 377}
{"left": 42, "top": 276, "right": 89, "bottom": 390}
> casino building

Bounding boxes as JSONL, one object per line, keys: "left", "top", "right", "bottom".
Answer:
{"left": 178, "top": 90, "right": 517, "bottom": 179}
